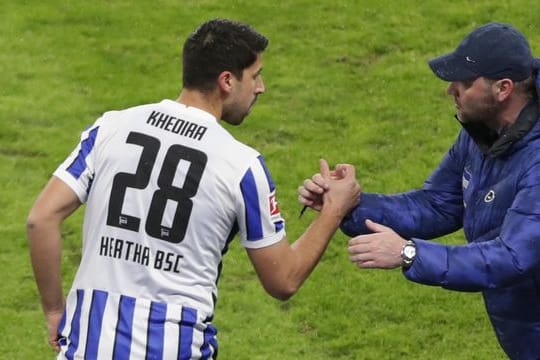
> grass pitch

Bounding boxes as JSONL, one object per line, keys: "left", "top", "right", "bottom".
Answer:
{"left": 2, "top": 1, "right": 538, "bottom": 359}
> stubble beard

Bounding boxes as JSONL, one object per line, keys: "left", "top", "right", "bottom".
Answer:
{"left": 458, "top": 94, "right": 501, "bottom": 128}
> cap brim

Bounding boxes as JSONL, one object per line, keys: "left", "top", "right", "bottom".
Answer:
{"left": 428, "top": 52, "right": 479, "bottom": 81}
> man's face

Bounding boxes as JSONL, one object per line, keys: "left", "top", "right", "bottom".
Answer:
{"left": 222, "top": 54, "right": 265, "bottom": 125}
{"left": 446, "top": 77, "right": 501, "bottom": 126}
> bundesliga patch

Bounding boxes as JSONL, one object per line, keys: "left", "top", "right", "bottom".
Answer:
{"left": 268, "top": 191, "right": 281, "bottom": 217}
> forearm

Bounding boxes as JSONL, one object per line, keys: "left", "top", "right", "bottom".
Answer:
{"left": 26, "top": 177, "right": 81, "bottom": 313}
{"left": 405, "top": 237, "right": 529, "bottom": 291}
{"left": 27, "top": 220, "right": 64, "bottom": 314}
{"left": 341, "top": 190, "right": 463, "bottom": 239}
{"left": 248, "top": 204, "right": 345, "bottom": 300}
{"left": 290, "top": 206, "right": 343, "bottom": 273}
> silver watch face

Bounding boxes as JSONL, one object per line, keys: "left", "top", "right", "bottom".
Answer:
{"left": 403, "top": 245, "right": 416, "bottom": 259}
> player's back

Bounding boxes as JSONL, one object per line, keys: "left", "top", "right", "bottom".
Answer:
{"left": 54, "top": 99, "right": 262, "bottom": 358}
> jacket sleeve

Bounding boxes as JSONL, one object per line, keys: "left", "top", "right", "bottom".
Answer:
{"left": 341, "top": 137, "right": 465, "bottom": 239}
{"left": 405, "top": 159, "right": 540, "bottom": 291}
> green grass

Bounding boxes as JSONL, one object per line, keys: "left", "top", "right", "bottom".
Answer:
{"left": 2, "top": 1, "right": 539, "bottom": 358}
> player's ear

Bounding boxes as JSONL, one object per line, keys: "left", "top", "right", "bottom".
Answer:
{"left": 217, "top": 71, "right": 234, "bottom": 94}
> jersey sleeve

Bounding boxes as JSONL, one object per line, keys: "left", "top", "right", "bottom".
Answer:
{"left": 53, "top": 122, "right": 101, "bottom": 203}
{"left": 236, "top": 155, "right": 286, "bottom": 249}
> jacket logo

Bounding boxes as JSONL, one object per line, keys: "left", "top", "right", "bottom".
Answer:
{"left": 462, "top": 168, "right": 471, "bottom": 190}
{"left": 462, "top": 176, "right": 469, "bottom": 190}
{"left": 484, "top": 190, "right": 495, "bottom": 203}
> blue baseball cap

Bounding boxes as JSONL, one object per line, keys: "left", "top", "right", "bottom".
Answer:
{"left": 429, "top": 22, "right": 534, "bottom": 82}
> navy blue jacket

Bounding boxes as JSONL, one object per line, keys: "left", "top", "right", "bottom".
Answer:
{"left": 341, "top": 100, "right": 540, "bottom": 359}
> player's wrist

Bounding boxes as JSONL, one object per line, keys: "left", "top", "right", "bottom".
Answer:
{"left": 319, "top": 202, "right": 349, "bottom": 220}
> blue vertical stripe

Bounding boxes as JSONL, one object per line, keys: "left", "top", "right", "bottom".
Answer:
{"left": 240, "top": 169, "right": 263, "bottom": 240}
{"left": 86, "top": 176, "right": 94, "bottom": 195}
{"left": 178, "top": 307, "right": 197, "bottom": 360}
{"left": 85, "top": 290, "right": 108, "bottom": 359}
{"left": 256, "top": 155, "right": 275, "bottom": 191}
{"left": 146, "top": 301, "right": 166, "bottom": 360}
{"left": 275, "top": 220, "right": 284, "bottom": 232}
{"left": 65, "top": 289, "right": 84, "bottom": 360}
{"left": 113, "top": 295, "right": 136, "bottom": 360}
{"left": 215, "top": 221, "right": 239, "bottom": 296}
{"left": 57, "top": 308, "right": 67, "bottom": 346}
{"left": 58, "top": 309, "right": 67, "bottom": 333}
{"left": 199, "top": 323, "right": 218, "bottom": 360}
{"left": 257, "top": 155, "right": 284, "bottom": 233}
{"left": 66, "top": 126, "right": 99, "bottom": 179}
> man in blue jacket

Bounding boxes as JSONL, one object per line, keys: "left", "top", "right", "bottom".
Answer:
{"left": 298, "top": 22, "right": 540, "bottom": 359}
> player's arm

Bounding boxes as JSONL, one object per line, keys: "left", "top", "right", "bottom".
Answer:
{"left": 247, "top": 160, "right": 360, "bottom": 300}
{"left": 26, "top": 176, "right": 81, "bottom": 350}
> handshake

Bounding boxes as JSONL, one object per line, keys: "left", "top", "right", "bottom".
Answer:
{"left": 297, "top": 158, "right": 361, "bottom": 215}
{"left": 298, "top": 159, "right": 411, "bottom": 270}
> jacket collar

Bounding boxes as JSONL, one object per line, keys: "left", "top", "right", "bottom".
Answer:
{"left": 459, "top": 99, "right": 540, "bottom": 158}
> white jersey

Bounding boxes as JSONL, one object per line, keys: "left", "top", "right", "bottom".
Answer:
{"left": 53, "top": 99, "right": 286, "bottom": 359}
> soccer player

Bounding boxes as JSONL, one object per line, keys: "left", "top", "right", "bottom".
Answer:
{"left": 27, "top": 19, "right": 360, "bottom": 359}
{"left": 299, "top": 22, "right": 540, "bottom": 358}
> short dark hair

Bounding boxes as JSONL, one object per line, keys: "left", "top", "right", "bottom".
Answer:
{"left": 516, "top": 76, "right": 538, "bottom": 100}
{"left": 182, "top": 19, "right": 269, "bottom": 91}
{"left": 485, "top": 76, "right": 537, "bottom": 100}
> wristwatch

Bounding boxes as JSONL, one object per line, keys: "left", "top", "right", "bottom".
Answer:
{"left": 400, "top": 240, "right": 416, "bottom": 268}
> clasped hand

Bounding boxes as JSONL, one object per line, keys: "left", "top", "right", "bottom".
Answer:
{"left": 298, "top": 166, "right": 408, "bottom": 269}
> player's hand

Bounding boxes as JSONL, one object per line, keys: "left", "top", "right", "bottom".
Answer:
{"left": 348, "top": 219, "right": 407, "bottom": 269}
{"left": 319, "top": 159, "right": 360, "bottom": 218}
{"left": 297, "top": 160, "right": 355, "bottom": 211}
{"left": 45, "top": 309, "right": 64, "bottom": 353}
{"left": 297, "top": 174, "right": 328, "bottom": 212}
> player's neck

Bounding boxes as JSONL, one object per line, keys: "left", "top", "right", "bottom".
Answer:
{"left": 176, "top": 89, "right": 222, "bottom": 120}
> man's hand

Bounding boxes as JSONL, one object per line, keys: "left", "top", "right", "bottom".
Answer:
{"left": 46, "top": 309, "right": 63, "bottom": 353}
{"left": 318, "top": 159, "right": 360, "bottom": 218}
{"left": 298, "top": 160, "right": 361, "bottom": 212}
{"left": 348, "top": 220, "right": 408, "bottom": 269}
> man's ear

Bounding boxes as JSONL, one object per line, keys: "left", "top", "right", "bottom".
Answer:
{"left": 217, "top": 71, "right": 234, "bottom": 93}
{"left": 493, "top": 78, "right": 514, "bottom": 101}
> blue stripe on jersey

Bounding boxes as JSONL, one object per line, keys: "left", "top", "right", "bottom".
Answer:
{"left": 65, "top": 289, "right": 84, "bottom": 360}
{"left": 58, "top": 309, "right": 67, "bottom": 346}
{"left": 85, "top": 290, "right": 108, "bottom": 359}
{"left": 179, "top": 307, "right": 197, "bottom": 360}
{"left": 275, "top": 220, "right": 284, "bottom": 232}
{"left": 113, "top": 295, "right": 136, "bottom": 359}
{"left": 240, "top": 169, "right": 263, "bottom": 240}
{"left": 215, "top": 221, "right": 239, "bottom": 301}
{"left": 200, "top": 323, "right": 218, "bottom": 359}
{"left": 256, "top": 155, "right": 276, "bottom": 191}
{"left": 66, "top": 126, "right": 99, "bottom": 179}
{"left": 87, "top": 175, "right": 94, "bottom": 195}
{"left": 146, "top": 301, "right": 166, "bottom": 360}
{"left": 257, "top": 155, "right": 284, "bottom": 233}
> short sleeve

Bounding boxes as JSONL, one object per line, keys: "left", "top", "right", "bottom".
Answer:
{"left": 236, "top": 155, "right": 286, "bottom": 249}
{"left": 53, "top": 124, "right": 100, "bottom": 203}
